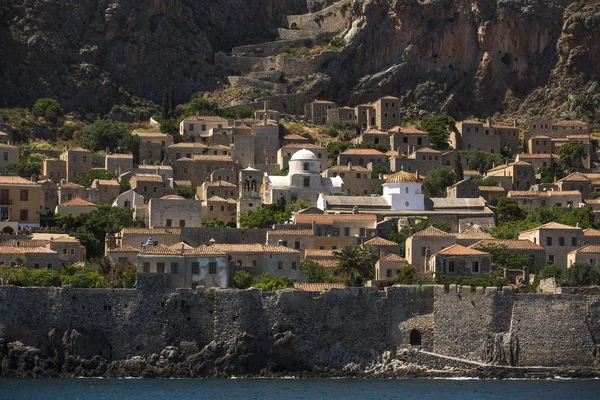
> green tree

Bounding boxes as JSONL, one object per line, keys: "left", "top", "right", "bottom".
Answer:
{"left": 168, "top": 87, "right": 175, "bottom": 117}
{"left": 251, "top": 273, "right": 295, "bottom": 291}
{"left": 61, "top": 269, "right": 106, "bottom": 288}
{"left": 5, "top": 158, "right": 41, "bottom": 179}
{"left": 539, "top": 156, "right": 566, "bottom": 183}
{"left": 371, "top": 165, "right": 390, "bottom": 179}
{"left": 419, "top": 115, "right": 455, "bottom": 150}
{"left": 300, "top": 259, "right": 341, "bottom": 283}
{"left": 232, "top": 270, "right": 253, "bottom": 289}
{"left": 389, "top": 265, "right": 418, "bottom": 285}
{"left": 559, "top": 142, "right": 587, "bottom": 172}
{"left": 77, "top": 170, "right": 118, "bottom": 188}
{"left": 176, "top": 187, "right": 195, "bottom": 199}
{"left": 32, "top": 98, "right": 64, "bottom": 125}
{"left": 161, "top": 88, "right": 169, "bottom": 119}
{"left": 463, "top": 150, "right": 506, "bottom": 174}
{"left": 77, "top": 119, "right": 137, "bottom": 154}
{"left": 473, "top": 243, "right": 533, "bottom": 269}
{"left": 239, "top": 200, "right": 311, "bottom": 228}
{"left": 454, "top": 153, "right": 464, "bottom": 181}
{"left": 333, "top": 246, "right": 377, "bottom": 285}
{"left": 470, "top": 175, "right": 499, "bottom": 187}
{"left": 495, "top": 197, "right": 523, "bottom": 223}
{"left": 204, "top": 218, "right": 227, "bottom": 228}
{"left": 422, "top": 168, "right": 456, "bottom": 197}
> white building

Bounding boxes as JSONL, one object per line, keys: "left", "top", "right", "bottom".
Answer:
{"left": 112, "top": 189, "right": 144, "bottom": 209}
{"left": 264, "top": 149, "right": 343, "bottom": 206}
{"left": 383, "top": 170, "right": 425, "bottom": 211}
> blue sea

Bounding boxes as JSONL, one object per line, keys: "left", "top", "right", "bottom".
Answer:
{"left": 1, "top": 378, "right": 600, "bottom": 400}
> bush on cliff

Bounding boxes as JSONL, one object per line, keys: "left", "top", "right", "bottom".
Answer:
{"left": 32, "top": 98, "right": 64, "bottom": 125}
{"left": 0, "top": 266, "right": 60, "bottom": 287}
{"left": 231, "top": 271, "right": 294, "bottom": 291}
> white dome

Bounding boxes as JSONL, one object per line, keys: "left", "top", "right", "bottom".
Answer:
{"left": 290, "top": 149, "right": 317, "bottom": 161}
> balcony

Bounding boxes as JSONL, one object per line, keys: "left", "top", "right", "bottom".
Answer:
{"left": 0, "top": 198, "right": 11, "bottom": 206}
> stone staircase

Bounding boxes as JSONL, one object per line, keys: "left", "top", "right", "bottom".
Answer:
{"left": 215, "top": 0, "right": 353, "bottom": 114}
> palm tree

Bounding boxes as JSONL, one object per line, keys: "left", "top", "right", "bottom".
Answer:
{"left": 359, "top": 245, "right": 378, "bottom": 280}
{"left": 334, "top": 245, "right": 378, "bottom": 285}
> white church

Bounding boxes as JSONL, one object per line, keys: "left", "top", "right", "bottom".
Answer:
{"left": 264, "top": 149, "right": 344, "bottom": 205}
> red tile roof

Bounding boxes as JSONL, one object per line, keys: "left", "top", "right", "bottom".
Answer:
{"left": 293, "top": 283, "right": 345, "bottom": 291}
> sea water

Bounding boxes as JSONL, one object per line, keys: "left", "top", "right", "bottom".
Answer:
{"left": 1, "top": 378, "right": 600, "bottom": 400}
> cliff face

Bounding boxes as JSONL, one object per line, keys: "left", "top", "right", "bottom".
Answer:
{"left": 1, "top": 0, "right": 599, "bottom": 119}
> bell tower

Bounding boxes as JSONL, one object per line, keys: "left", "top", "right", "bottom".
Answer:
{"left": 236, "top": 166, "right": 263, "bottom": 227}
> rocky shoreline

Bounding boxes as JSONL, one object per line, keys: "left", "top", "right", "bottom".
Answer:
{"left": 2, "top": 341, "right": 598, "bottom": 380}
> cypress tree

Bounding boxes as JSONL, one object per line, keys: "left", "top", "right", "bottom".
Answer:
{"left": 161, "top": 88, "right": 169, "bottom": 119}
{"left": 168, "top": 87, "right": 175, "bottom": 118}
{"left": 454, "top": 153, "right": 464, "bottom": 181}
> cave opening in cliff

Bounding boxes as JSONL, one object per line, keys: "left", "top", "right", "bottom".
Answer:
{"left": 410, "top": 329, "right": 422, "bottom": 346}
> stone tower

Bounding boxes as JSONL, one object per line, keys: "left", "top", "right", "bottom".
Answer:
{"left": 236, "top": 166, "right": 263, "bottom": 227}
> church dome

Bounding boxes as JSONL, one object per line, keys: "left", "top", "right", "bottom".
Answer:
{"left": 386, "top": 171, "right": 418, "bottom": 183}
{"left": 290, "top": 149, "right": 317, "bottom": 161}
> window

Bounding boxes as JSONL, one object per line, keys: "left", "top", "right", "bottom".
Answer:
{"left": 47, "top": 263, "right": 53, "bottom": 269}
{"left": 118, "top": 257, "right": 128, "bottom": 263}
{"left": 333, "top": 230, "right": 340, "bottom": 236}
{"left": 448, "top": 261, "right": 455, "bottom": 272}
{"left": 294, "top": 241, "right": 300, "bottom": 250}
{"left": 157, "top": 263, "right": 165, "bottom": 273}
{"left": 70, "top": 249, "right": 75, "bottom": 255}
{"left": 356, "top": 173, "right": 361, "bottom": 178}
{"left": 166, "top": 219, "right": 172, "bottom": 227}
{"left": 572, "top": 237, "right": 577, "bottom": 247}
{"left": 591, "top": 259, "right": 597, "bottom": 266}
{"left": 292, "top": 262, "right": 297, "bottom": 270}
{"left": 344, "top": 228, "right": 350, "bottom": 237}
{"left": 171, "top": 263, "right": 179, "bottom": 274}
{"left": 180, "top": 220, "right": 185, "bottom": 228}
{"left": 191, "top": 262, "right": 199, "bottom": 274}
{"left": 34, "top": 263, "right": 40, "bottom": 269}
{"left": 546, "top": 237, "right": 552, "bottom": 246}
{"left": 201, "top": 124, "right": 206, "bottom": 131}
{"left": 82, "top": 156, "right": 87, "bottom": 162}
{"left": 277, "top": 261, "right": 283, "bottom": 270}
{"left": 403, "top": 137, "right": 408, "bottom": 143}
{"left": 252, "top": 259, "right": 257, "bottom": 267}
{"left": 303, "top": 177, "right": 310, "bottom": 187}
{"left": 209, "top": 206, "right": 214, "bottom": 211}
{"left": 19, "top": 209, "right": 28, "bottom": 221}
{"left": 359, "top": 228, "right": 366, "bottom": 237}
{"left": 559, "top": 237, "right": 565, "bottom": 246}
{"left": 421, "top": 247, "right": 427, "bottom": 257}
{"left": 281, "top": 240, "right": 288, "bottom": 247}
{"left": 20, "top": 190, "right": 28, "bottom": 201}
{"left": 316, "top": 227, "right": 323, "bottom": 236}
{"left": 189, "top": 124, "right": 194, "bottom": 131}
{"left": 153, "top": 241, "right": 158, "bottom": 247}
{"left": 72, "top": 156, "right": 77, "bottom": 162}
{"left": 209, "top": 262, "right": 217, "bottom": 274}
{"left": 63, "top": 249, "right": 67, "bottom": 255}
{"left": 386, "top": 270, "right": 392, "bottom": 278}
{"left": 2, "top": 152, "right": 7, "bottom": 161}
{"left": 549, "top": 255, "right": 554, "bottom": 263}
{"left": 472, "top": 261, "right": 479, "bottom": 273}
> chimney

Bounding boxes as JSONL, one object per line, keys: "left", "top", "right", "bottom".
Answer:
{"left": 264, "top": 100, "right": 268, "bottom": 113}
{"left": 415, "top": 169, "right": 419, "bottom": 180}
{"left": 352, "top": 206, "right": 359, "bottom": 214}
{"left": 196, "top": 111, "right": 199, "bottom": 119}
{"left": 30, "top": 175, "right": 36, "bottom": 183}
{"left": 486, "top": 118, "right": 490, "bottom": 126}
{"left": 514, "top": 119, "right": 517, "bottom": 127}
{"left": 347, "top": 161, "right": 352, "bottom": 171}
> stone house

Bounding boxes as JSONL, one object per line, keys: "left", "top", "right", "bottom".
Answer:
{"left": 112, "top": 189, "right": 144, "bottom": 209}
{"left": 514, "top": 154, "right": 559, "bottom": 173}
{"left": 528, "top": 136, "right": 552, "bottom": 154}
{"left": 57, "top": 181, "right": 99, "bottom": 206}
{"left": 293, "top": 213, "right": 378, "bottom": 246}
{"left": 40, "top": 180, "right": 58, "bottom": 211}
{"left": 508, "top": 190, "right": 582, "bottom": 209}
{"left": 134, "top": 132, "right": 173, "bottom": 164}
{"left": 469, "top": 239, "right": 546, "bottom": 271}
{"left": 405, "top": 226, "right": 457, "bottom": 272}
{"left": 179, "top": 115, "right": 230, "bottom": 138}
{"left": 118, "top": 227, "right": 182, "bottom": 249}
{"left": 105, "top": 153, "right": 134, "bottom": 175}
{"left": 148, "top": 195, "right": 202, "bottom": 228}
{"left": 372, "top": 96, "right": 400, "bottom": 130}
{"left": 363, "top": 236, "right": 400, "bottom": 259}
{"left": 255, "top": 108, "right": 280, "bottom": 124}
{"left": 211, "top": 168, "right": 237, "bottom": 184}
{"left": 305, "top": 100, "right": 336, "bottom": 125}
{"left": 55, "top": 197, "right": 98, "bottom": 216}
{"left": 41, "top": 159, "right": 66, "bottom": 182}
{"left": 203, "top": 196, "right": 237, "bottom": 226}
{"left": 106, "top": 245, "right": 140, "bottom": 266}
{"left": 583, "top": 228, "right": 600, "bottom": 246}
{"left": 322, "top": 164, "right": 382, "bottom": 196}
{"left": 281, "top": 134, "right": 310, "bottom": 147}
{"left": 251, "top": 121, "right": 279, "bottom": 165}
{"left": 428, "top": 244, "right": 492, "bottom": 277}
{"left": 212, "top": 243, "right": 305, "bottom": 283}
{"left": 486, "top": 161, "right": 535, "bottom": 190}
{"left": 0, "top": 143, "right": 19, "bottom": 174}
{"left": 478, "top": 185, "right": 507, "bottom": 204}
{"left": 137, "top": 244, "right": 229, "bottom": 289}
{"left": 354, "top": 129, "right": 390, "bottom": 150}
{"left": 529, "top": 119, "right": 588, "bottom": 139}
{"left": 91, "top": 179, "right": 121, "bottom": 205}
{"left": 354, "top": 104, "right": 376, "bottom": 130}
{"left": 130, "top": 174, "right": 167, "bottom": 202}
{"left": 303, "top": 248, "right": 337, "bottom": 268}
{"left": 173, "top": 157, "right": 194, "bottom": 183}
{"left": 557, "top": 172, "right": 592, "bottom": 199}
{"left": 518, "top": 222, "right": 584, "bottom": 267}
{"left": 446, "top": 179, "right": 480, "bottom": 198}
{"left": 0, "top": 246, "right": 59, "bottom": 269}
{"left": 452, "top": 120, "right": 501, "bottom": 154}
{"left": 567, "top": 245, "right": 600, "bottom": 267}
{"left": 265, "top": 229, "right": 316, "bottom": 257}
{"left": 192, "top": 155, "right": 235, "bottom": 188}
{"left": 390, "top": 147, "right": 443, "bottom": 175}
{"left": 0, "top": 176, "right": 42, "bottom": 229}
{"left": 326, "top": 106, "right": 356, "bottom": 125}
{"left": 168, "top": 142, "right": 207, "bottom": 162}
{"left": 337, "top": 148, "right": 387, "bottom": 168}
{"left": 60, "top": 147, "right": 92, "bottom": 183}
{"left": 232, "top": 125, "right": 255, "bottom": 167}
{"left": 492, "top": 123, "right": 520, "bottom": 155}
{"left": 134, "top": 165, "right": 173, "bottom": 182}
{"left": 375, "top": 253, "right": 408, "bottom": 281}
{"left": 1, "top": 237, "right": 86, "bottom": 267}
{"left": 454, "top": 228, "right": 494, "bottom": 247}
{"left": 278, "top": 143, "right": 326, "bottom": 172}
{"left": 198, "top": 180, "right": 238, "bottom": 201}
{"left": 388, "top": 127, "right": 430, "bottom": 156}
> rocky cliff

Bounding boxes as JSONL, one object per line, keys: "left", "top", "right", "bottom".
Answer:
{"left": 1, "top": 0, "right": 599, "bottom": 120}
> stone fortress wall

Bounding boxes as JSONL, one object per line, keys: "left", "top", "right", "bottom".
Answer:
{"left": 0, "top": 277, "right": 599, "bottom": 375}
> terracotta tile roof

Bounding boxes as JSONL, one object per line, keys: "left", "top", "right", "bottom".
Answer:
{"left": 294, "top": 214, "right": 377, "bottom": 225}
{"left": 182, "top": 115, "right": 228, "bottom": 122}
{"left": 134, "top": 132, "right": 168, "bottom": 138}
{"left": 558, "top": 172, "right": 590, "bottom": 182}
{"left": 192, "top": 155, "right": 234, "bottom": 162}
{"left": 479, "top": 186, "right": 506, "bottom": 192}
{"left": 460, "top": 120, "right": 483, "bottom": 124}
{"left": 340, "top": 149, "right": 386, "bottom": 156}
{"left": 21, "top": 247, "right": 58, "bottom": 254}
{"left": 173, "top": 180, "right": 192, "bottom": 187}
{"left": 553, "top": 120, "right": 587, "bottom": 127}
{"left": 0, "top": 143, "right": 18, "bottom": 149}
{"left": 434, "top": 244, "right": 488, "bottom": 256}
{"left": 60, "top": 197, "right": 97, "bottom": 207}
{"left": 312, "top": 100, "right": 336, "bottom": 104}
{"left": 313, "top": 259, "right": 338, "bottom": 268}
{"left": 401, "top": 127, "right": 428, "bottom": 135}
{"left": 60, "top": 182, "right": 84, "bottom": 188}
{"left": 492, "top": 124, "right": 517, "bottom": 129}
{"left": 516, "top": 154, "right": 559, "bottom": 159}
{"left": 327, "top": 165, "right": 370, "bottom": 172}
{"left": 529, "top": 135, "right": 550, "bottom": 139}
{"left": 169, "top": 142, "right": 207, "bottom": 148}
{"left": 169, "top": 242, "right": 194, "bottom": 251}
{"left": 269, "top": 229, "right": 315, "bottom": 236}
{"left": 106, "top": 153, "right": 133, "bottom": 158}
{"left": 364, "top": 237, "right": 398, "bottom": 247}
{"left": 411, "top": 226, "right": 454, "bottom": 237}
{"left": 207, "top": 180, "right": 237, "bottom": 187}
{"left": 304, "top": 249, "right": 335, "bottom": 258}
{"left": 0, "top": 239, "right": 50, "bottom": 247}
{"left": 0, "top": 246, "right": 24, "bottom": 255}
{"left": 520, "top": 222, "right": 582, "bottom": 234}
{"left": 94, "top": 179, "right": 120, "bottom": 186}
{"left": 211, "top": 244, "right": 299, "bottom": 253}
{"left": 107, "top": 245, "right": 140, "bottom": 253}
{"left": 0, "top": 176, "right": 39, "bottom": 185}
{"left": 470, "top": 239, "right": 544, "bottom": 251}
{"left": 283, "top": 134, "right": 309, "bottom": 140}
{"left": 571, "top": 245, "right": 600, "bottom": 254}
{"left": 280, "top": 143, "right": 324, "bottom": 150}
{"left": 159, "top": 195, "right": 185, "bottom": 200}
{"left": 121, "top": 228, "right": 181, "bottom": 235}
{"left": 455, "top": 228, "right": 493, "bottom": 240}
{"left": 363, "top": 129, "right": 388, "bottom": 135}
{"left": 184, "top": 245, "right": 227, "bottom": 256}
{"left": 413, "top": 147, "right": 440, "bottom": 153}
{"left": 294, "top": 282, "right": 345, "bottom": 291}
{"left": 64, "top": 147, "right": 91, "bottom": 153}
{"left": 132, "top": 175, "right": 163, "bottom": 183}
{"left": 139, "top": 245, "right": 181, "bottom": 255}
{"left": 137, "top": 165, "right": 173, "bottom": 171}
{"left": 584, "top": 228, "right": 600, "bottom": 237}
{"left": 378, "top": 253, "right": 407, "bottom": 263}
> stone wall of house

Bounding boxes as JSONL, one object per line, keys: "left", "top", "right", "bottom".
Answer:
{"left": 181, "top": 227, "right": 269, "bottom": 246}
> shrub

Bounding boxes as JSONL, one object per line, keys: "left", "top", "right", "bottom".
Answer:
{"left": 232, "top": 271, "right": 253, "bottom": 289}
{"left": 32, "top": 98, "right": 64, "bottom": 125}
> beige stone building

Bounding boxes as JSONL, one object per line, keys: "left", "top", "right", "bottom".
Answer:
{"left": 326, "top": 106, "right": 356, "bottom": 125}
{"left": 106, "top": 245, "right": 140, "bottom": 266}
{"left": 305, "top": 100, "right": 336, "bottom": 125}
{"left": 293, "top": 213, "right": 378, "bottom": 244}
{"left": 528, "top": 136, "right": 552, "bottom": 154}
{"left": 251, "top": 120, "right": 279, "bottom": 165}
{"left": 567, "top": 245, "right": 600, "bottom": 267}
{"left": 446, "top": 179, "right": 480, "bottom": 198}
{"left": 486, "top": 161, "right": 535, "bottom": 190}
{"left": 255, "top": 108, "right": 280, "bottom": 123}
{"left": 508, "top": 190, "right": 582, "bottom": 209}
{"left": 117, "top": 227, "right": 182, "bottom": 249}
{"left": 492, "top": 123, "right": 520, "bottom": 154}
{"left": 281, "top": 134, "right": 310, "bottom": 147}
{"left": 452, "top": 120, "right": 501, "bottom": 154}
{"left": 198, "top": 180, "right": 238, "bottom": 201}
{"left": 131, "top": 174, "right": 166, "bottom": 202}
{"left": 390, "top": 147, "right": 445, "bottom": 175}
{"left": 428, "top": 244, "right": 492, "bottom": 277}
{"left": 405, "top": 226, "right": 456, "bottom": 272}
{"left": 203, "top": 196, "right": 237, "bottom": 226}
{"left": 266, "top": 229, "right": 316, "bottom": 256}
{"left": 40, "top": 180, "right": 58, "bottom": 211}
{"left": 0, "top": 143, "right": 19, "bottom": 174}
{"left": 372, "top": 96, "right": 400, "bottom": 130}
{"left": 355, "top": 104, "right": 376, "bottom": 131}
{"left": 278, "top": 143, "right": 326, "bottom": 172}
{"left": 0, "top": 176, "right": 42, "bottom": 228}
{"left": 105, "top": 153, "right": 134, "bottom": 175}
{"left": 375, "top": 253, "right": 408, "bottom": 281}
{"left": 514, "top": 154, "right": 559, "bottom": 172}
{"left": 134, "top": 132, "right": 173, "bottom": 164}
{"left": 0, "top": 246, "right": 59, "bottom": 269}
{"left": 57, "top": 182, "right": 99, "bottom": 204}
{"left": 363, "top": 236, "right": 400, "bottom": 259}
{"left": 149, "top": 195, "right": 202, "bottom": 228}
{"left": 469, "top": 239, "right": 546, "bottom": 270}
{"left": 179, "top": 115, "right": 230, "bottom": 138}
{"left": 454, "top": 228, "right": 494, "bottom": 247}
{"left": 479, "top": 185, "right": 507, "bottom": 204}
{"left": 518, "top": 222, "right": 584, "bottom": 267}
{"left": 60, "top": 147, "right": 92, "bottom": 183}
{"left": 528, "top": 119, "right": 588, "bottom": 140}
{"left": 337, "top": 148, "right": 387, "bottom": 168}
{"left": 191, "top": 155, "right": 235, "bottom": 188}
{"left": 168, "top": 142, "right": 207, "bottom": 161}
{"left": 389, "top": 127, "right": 430, "bottom": 156}
{"left": 42, "top": 159, "right": 66, "bottom": 182}
{"left": 2, "top": 237, "right": 86, "bottom": 266}
{"left": 322, "top": 164, "right": 382, "bottom": 196}
{"left": 354, "top": 129, "right": 390, "bottom": 150}
{"left": 91, "top": 179, "right": 121, "bottom": 205}
{"left": 55, "top": 197, "right": 98, "bottom": 216}
{"left": 583, "top": 228, "right": 600, "bottom": 246}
